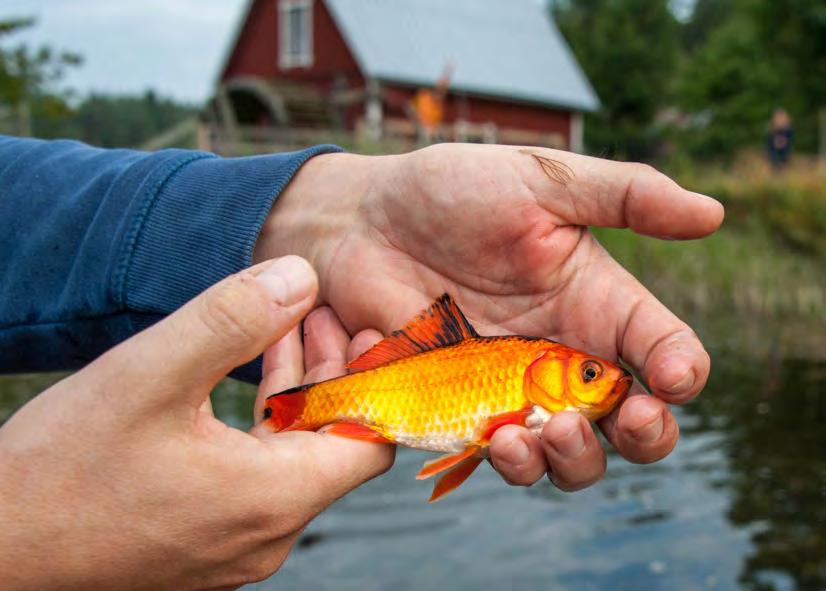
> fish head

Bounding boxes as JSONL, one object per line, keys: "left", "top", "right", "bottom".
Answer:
{"left": 524, "top": 346, "right": 632, "bottom": 420}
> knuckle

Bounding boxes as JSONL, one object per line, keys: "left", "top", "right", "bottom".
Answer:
{"left": 630, "top": 161, "right": 658, "bottom": 178}
{"left": 239, "top": 550, "right": 290, "bottom": 585}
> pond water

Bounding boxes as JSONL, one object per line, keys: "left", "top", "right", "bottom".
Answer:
{"left": 2, "top": 340, "right": 825, "bottom": 590}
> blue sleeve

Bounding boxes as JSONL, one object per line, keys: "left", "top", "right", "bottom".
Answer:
{"left": 0, "top": 135, "right": 342, "bottom": 383}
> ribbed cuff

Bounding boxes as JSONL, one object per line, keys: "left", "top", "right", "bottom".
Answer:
{"left": 123, "top": 144, "right": 343, "bottom": 316}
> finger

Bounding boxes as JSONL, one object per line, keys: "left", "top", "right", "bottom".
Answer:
{"left": 559, "top": 246, "right": 711, "bottom": 406}
{"left": 260, "top": 314, "right": 394, "bottom": 516}
{"left": 597, "top": 384, "right": 679, "bottom": 464}
{"left": 518, "top": 148, "right": 724, "bottom": 239}
{"left": 611, "top": 267, "right": 712, "bottom": 405}
{"left": 347, "top": 329, "right": 384, "bottom": 365}
{"left": 489, "top": 425, "right": 548, "bottom": 486}
{"left": 199, "top": 397, "right": 215, "bottom": 418}
{"left": 541, "top": 412, "right": 606, "bottom": 492}
{"left": 253, "top": 326, "right": 303, "bottom": 426}
{"left": 302, "top": 307, "right": 350, "bottom": 382}
{"left": 104, "top": 256, "right": 317, "bottom": 410}
{"left": 269, "top": 430, "right": 395, "bottom": 519}
{"left": 253, "top": 307, "right": 353, "bottom": 439}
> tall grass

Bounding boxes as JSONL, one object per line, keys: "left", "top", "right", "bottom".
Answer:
{"left": 595, "top": 156, "right": 826, "bottom": 329}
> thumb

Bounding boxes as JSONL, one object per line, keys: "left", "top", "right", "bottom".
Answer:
{"left": 518, "top": 148, "right": 724, "bottom": 239}
{"left": 107, "top": 255, "right": 317, "bottom": 407}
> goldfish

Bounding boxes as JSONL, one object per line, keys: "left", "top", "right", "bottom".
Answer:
{"left": 263, "top": 295, "right": 632, "bottom": 502}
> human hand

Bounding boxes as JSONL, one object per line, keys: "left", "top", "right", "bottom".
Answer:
{"left": 255, "top": 144, "right": 724, "bottom": 492}
{"left": 0, "top": 256, "right": 392, "bottom": 591}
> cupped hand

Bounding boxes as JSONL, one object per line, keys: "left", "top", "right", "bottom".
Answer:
{"left": 0, "top": 256, "right": 392, "bottom": 591}
{"left": 257, "top": 144, "right": 724, "bottom": 492}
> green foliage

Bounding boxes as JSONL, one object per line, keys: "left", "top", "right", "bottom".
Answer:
{"left": 0, "top": 18, "right": 81, "bottom": 136}
{"left": 35, "top": 91, "right": 198, "bottom": 148}
{"left": 552, "top": 0, "right": 824, "bottom": 161}
{"left": 552, "top": 0, "right": 679, "bottom": 160}
{"left": 675, "top": 14, "right": 783, "bottom": 159}
{"left": 596, "top": 159, "right": 826, "bottom": 322}
{"left": 1, "top": 18, "right": 194, "bottom": 148}
{"left": 749, "top": 0, "right": 826, "bottom": 152}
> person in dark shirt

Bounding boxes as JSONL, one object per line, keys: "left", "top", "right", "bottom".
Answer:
{"left": 768, "top": 108, "right": 794, "bottom": 170}
{"left": 0, "top": 137, "right": 724, "bottom": 588}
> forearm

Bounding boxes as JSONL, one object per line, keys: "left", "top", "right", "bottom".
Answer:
{"left": 0, "top": 135, "right": 341, "bottom": 380}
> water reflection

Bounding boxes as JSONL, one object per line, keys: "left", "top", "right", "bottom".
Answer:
{"left": 687, "top": 352, "right": 826, "bottom": 590}
{"left": 0, "top": 345, "right": 824, "bottom": 590}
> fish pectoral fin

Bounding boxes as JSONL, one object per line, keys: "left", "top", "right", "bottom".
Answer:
{"left": 323, "top": 422, "right": 392, "bottom": 443}
{"left": 416, "top": 446, "right": 481, "bottom": 480}
{"left": 429, "top": 456, "right": 484, "bottom": 503}
{"left": 480, "top": 408, "right": 533, "bottom": 443}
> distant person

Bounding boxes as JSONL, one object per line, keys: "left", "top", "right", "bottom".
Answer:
{"left": 767, "top": 108, "right": 794, "bottom": 170}
{"left": 0, "top": 135, "right": 723, "bottom": 588}
{"left": 411, "top": 61, "right": 454, "bottom": 144}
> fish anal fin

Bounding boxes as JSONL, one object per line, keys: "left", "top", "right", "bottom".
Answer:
{"left": 429, "top": 457, "right": 484, "bottom": 503}
{"left": 324, "top": 422, "right": 392, "bottom": 443}
{"left": 480, "top": 408, "right": 533, "bottom": 443}
{"left": 346, "top": 294, "right": 479, "bottom": 371}
{"left": 416, "top": 446, "right": 480, "bottom": 480}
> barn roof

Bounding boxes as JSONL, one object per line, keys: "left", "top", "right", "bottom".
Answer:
{"left": 324, "top": 0, "right": 600, "bottom": 112}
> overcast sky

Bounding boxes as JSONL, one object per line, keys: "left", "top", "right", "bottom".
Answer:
{"left": 2, "top": 0, "right": 695, "bottom": 105}
{"left": 2, "top": 0, "right": 248, "bottom": 104}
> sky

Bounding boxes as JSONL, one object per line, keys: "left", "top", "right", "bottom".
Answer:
{"left": 2, "top": 0, "right": 248, "bottom": 104}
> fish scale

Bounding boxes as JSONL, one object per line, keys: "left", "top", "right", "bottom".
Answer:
{"left": 264, "top": 294, "right": 632, "bottom": 501}
{"left": 298, "top": 337, "right": 545, "bottom": 450}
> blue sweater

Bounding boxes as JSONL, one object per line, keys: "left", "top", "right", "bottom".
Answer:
{"left": 0, "top": 136, "right": 341, "bottom": 382}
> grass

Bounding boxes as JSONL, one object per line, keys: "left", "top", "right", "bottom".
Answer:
{"left": 594, "top": 155, "right": 826, "bottom": 358}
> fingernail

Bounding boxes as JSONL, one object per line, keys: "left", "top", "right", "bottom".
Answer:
{"left": 549, "top": 423, "right": 586, "bottom": 458}
{"left": 665, "top": 369, "right": 695, "bottom": 395}
{"left": 631, "top": 412, "right": 664, "bottom": 443}
{"left": 255, "top": 256, "right": 316, "bottom": 305}
{"left": 499, "top": 437, "right": 530, "bottom": 466}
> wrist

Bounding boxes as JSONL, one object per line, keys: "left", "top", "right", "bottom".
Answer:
{"left": 253, "top": 151, "right": 390, "bottom": 297}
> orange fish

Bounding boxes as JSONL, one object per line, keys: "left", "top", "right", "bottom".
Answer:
{"left": 263, "top": 295, "right": 632, "bottom": 502}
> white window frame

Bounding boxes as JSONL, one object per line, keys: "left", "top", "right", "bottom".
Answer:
{"left": 278, "top": 0, "right": 314, "bottom": 69}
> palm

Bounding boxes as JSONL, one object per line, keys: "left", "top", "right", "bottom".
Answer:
{"left": 327, "top": 144, "right": 632, "bottom": 362}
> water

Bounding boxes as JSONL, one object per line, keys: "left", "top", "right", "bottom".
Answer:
{"left": 2, "top": 345, "right": 825, "bottom": 591}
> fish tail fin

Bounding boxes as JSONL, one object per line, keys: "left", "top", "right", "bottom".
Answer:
{"left": 429, "top": 456, "right": 484, "bottom": 503}
{"left": 264, "top": 384, "right": 310, "bottom": 431}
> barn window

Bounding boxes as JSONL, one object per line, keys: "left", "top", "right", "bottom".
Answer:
{"left": 278, "top": 0, "right": 313, "bottom": 69}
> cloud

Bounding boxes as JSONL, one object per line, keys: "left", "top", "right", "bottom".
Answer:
{"left": 2, "top": 0, "right": 248, "bottom": 103}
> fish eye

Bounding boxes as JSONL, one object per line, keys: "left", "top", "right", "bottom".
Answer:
{"left": 263, "top": 407, "right": 272, "bottom": 420}
{"left": 582, "top": 361, "right": 603, "bottom": 383}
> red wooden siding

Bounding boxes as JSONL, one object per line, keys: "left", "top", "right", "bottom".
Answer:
{"left": 222, "top": 0, "right": 362, "bottom": 90}
{"left": 383, "top": 86, "right": 571, "bottom": 145}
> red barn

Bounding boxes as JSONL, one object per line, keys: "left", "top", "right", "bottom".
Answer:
{"left": 209, "top": 0, "right": 599, "bottom": 152}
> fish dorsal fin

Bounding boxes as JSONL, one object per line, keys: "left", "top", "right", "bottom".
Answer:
{"left": 346, "top": 294, "right": 479, "bottom": 371}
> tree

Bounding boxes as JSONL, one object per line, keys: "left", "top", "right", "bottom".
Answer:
{"left": 43, "top": 91, "right": 197, "bottom": 148}
{"left": 749, "top": 0, "right": 826, "bottom": 153}
{"left": 676, "top": 12, "right": 783, "bottom": 159}
{"left": 552, "top": 0, "right": 679, "bottom": 160}
{"left": 0, "top": 18, "right": 81, "bottom": 136}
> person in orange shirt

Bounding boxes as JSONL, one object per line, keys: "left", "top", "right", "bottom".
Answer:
{"left": 412, "top": 61, "right": 454, "bottom": 144}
